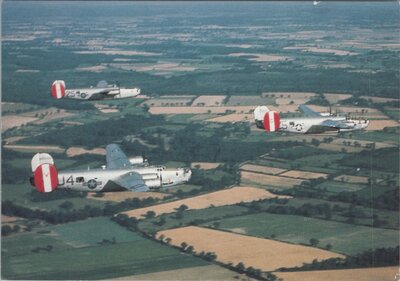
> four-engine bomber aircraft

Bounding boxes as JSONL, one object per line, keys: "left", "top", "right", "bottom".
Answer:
{"left": 51, "top": 80, "right": 141, "bottom": 100}
{"left": 254, "top": 105, "right": 369, "bottom": 134}
{"left": 30, "top": 144, "right": 191, "bottom": 193}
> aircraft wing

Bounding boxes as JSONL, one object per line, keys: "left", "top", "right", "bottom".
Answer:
{"left": 106, "top": 144, "right": 132, "bottom": 169}
{"left": 320, "top": 119, "right": 354, "bottom": 129}
{"left": 299, "top": 105, "right": 323, "bottom": 117}
{"left": 111, "top": 171, "right": 150, "bottom": 192}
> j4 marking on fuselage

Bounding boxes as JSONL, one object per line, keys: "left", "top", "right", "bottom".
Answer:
{"left": 30, "top": 144, "right": 191, "bottom": 193}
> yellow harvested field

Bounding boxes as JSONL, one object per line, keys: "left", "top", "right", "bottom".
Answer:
{"left": 280, "top": 170, "right": 328, "bottom": 180}
{"left": 275, "top": 97, "right": 312, "bottom": 105}
{"left": 191, "top": 162, "right": 221, "bottom": 170}
{"left": 366, "top": 120, "right": 399, "bottom": 131}
{"left": 112, "top": 265, "right": 254, "bottom": 281}
{"left": 3, "top": 145, "right": 65, "bottom": 153}
{"left": 2, "top": 115, "right": 38, "bottom": 132}
{"left": 142, "top": 96, "right": 195, "bottom": 107}
{"left": 229, "top": 53, "right": 292, "bottom": 62}
{"left": 262, "top": 92, "right": 315, "bottom": 99}
{"left": 62, "top": 121, "right": 83, "bottom": 126}
{"left": 66, "top": 147, "right": 106, "bottom": 157}
{"left": 324, "top": 93, "right": 352, "bottom": 104}
{"left": 2, "top": 215, "right": 20, "bottom": 223}
{"left": 226, "top": 95, "right": 274, "bottom": 106}
{"left": 110, "top": 62, "right": 198, "bottom": 72}
{"left": 241, "top": 171, "right": 304, "bottom": 187}
{"left": 332, "top": 138, "right": 397, "bottom": 149}
{"left": 149, "top": 106, "right": 254, "bottom": 115}
{"left": 275, "top": 266, "right": 399, "bottom": 281}
{"left": 240, "top": 164, "right": 286, "bottom": 175}
{"left": 360, "top": 96, "right": 399, "bottom": 103}
{"left": 87, "top": 191, "right": 168, "bottom": 202}
{"left": 334, "top": 175, "right": 369, "bottom": 184}
{"left": 284, "top": 46, "right": 357, "bottom": 56}
{"left": 75, "top": 50, "right": 161, "bottom": 56}
{"left": 122, "top": 186, "right": 288, "bottom": 219}
{"left": 192, "top": 95, "right": 226, "bottom": 106}
{"left": 318, "top": 143, "right": 365, "bottom": 153}
{"left": 157, "top": 226, "right": 344, "bottom": 272}
{"left": 206, "top": 113, "right": 253, "bottom": 123}
{"left": 76, "top": 65, "right": 107, "bottom": 72}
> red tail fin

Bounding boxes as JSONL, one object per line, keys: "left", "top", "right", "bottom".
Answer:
{"left": 33, "top": 164, "right": 58, "bottom": 192}
{"left": 51, "top": 80, "right": 66, "bottom": 99}
{"left": 31, "top": 153, "right": 58, "bottom": 192}
{"left": 263, "top": 111, "right": 280, "bottom": 132}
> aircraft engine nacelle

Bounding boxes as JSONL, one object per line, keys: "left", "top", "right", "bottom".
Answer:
{"left": 30, "top": 153, "right": 58, "bottom": 192}
{"left": 263, "top": 111, "right": 280, "bottom": 132}
{"left": 129, "top": 156, "right": 144, "bottom": 165}
{"left": 116, "top": 88, "right": 141, "bottom": 99}
{"left": 51, "top": 80, "right": 66, "bottom": 99}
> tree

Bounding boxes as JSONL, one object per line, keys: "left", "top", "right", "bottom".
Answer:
{"left": 145, "top": 210, "right": 156, "bottom": 219}
{"left": 235, "top": 262, "right": 246, "bottom": 273}
{"left": 176, "top": 204, "right": 188, "bottom": 212}
{"left": 310, "top": 238, "right": 319, "bottom": 247}
{"left": 59, "top": 201, "right": 74, "bottom": 210}
{"left": 181, "top": 242, "right": 188, "bottom": 250}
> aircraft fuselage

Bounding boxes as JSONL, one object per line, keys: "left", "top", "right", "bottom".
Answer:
{"left": 57, "top": 165, "right": 191, "bottom": 192}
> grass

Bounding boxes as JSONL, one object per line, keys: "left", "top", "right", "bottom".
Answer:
{"left": 316, "top": 180, "right": 367, "bottom": 193}
{"left": 351, "top": 131, "right": 399, "bottom": 143}
{"left": 43, "top": 217, "right": 143, "bottom": 247}
{"left": 2, "top": 220, "right": 207, "bottom": 280}
{"left": 138, "top": 205, "right": 248, "bottom": 233}
{"left": 206, "top": 213, "right": 399, "bottom": 255}
{"left": 2, "top": 184, "right": 106, "bottom": 211}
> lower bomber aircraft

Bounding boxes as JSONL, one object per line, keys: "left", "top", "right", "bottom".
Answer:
{"left": 51, "top": 80, "right": 141, "bottom": 100}
{"left": 254, "top": 104, "right": 369, "bottom": 134}
{"left": 30, "top": 144, "right": 192, "bottom": 193}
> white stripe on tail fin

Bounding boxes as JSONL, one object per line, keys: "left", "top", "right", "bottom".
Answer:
{"left": 51, "top": 80, "right": 66, "bottom": 99}
{"left": 31, "top": 153, "right": 58, "bottom": 193}
{"left": 263, "top": 111, "right": 280, "bottom": 132}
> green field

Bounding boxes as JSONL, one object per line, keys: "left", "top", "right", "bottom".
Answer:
{"left": 2, "top": 219, "right": 207, "bottom": 280}
{"left": 138, "top": 205, "right": 249, "bottom": 233}
{"left": 43, "top": 217, "right": 143, "bottom": 247}
{"left": 206, "top": 213, "right": 399, "bottom": 255}
{"left": 2, "top": 184, "right": 105, "bottom": 211}
{"left": 316, "top": 180, "right": 367, "bottom": 193}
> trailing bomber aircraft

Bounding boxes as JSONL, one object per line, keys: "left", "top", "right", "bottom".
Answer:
{"left": 30, "top": 144, "right": 191, "bottom": 193}
{"left": 51, "top": 80, "right": 141, "bottom": 100}
{"left": 254, "top": 104, "right": 369, "bottom": 134}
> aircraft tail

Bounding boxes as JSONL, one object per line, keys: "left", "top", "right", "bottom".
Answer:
{"left": 30, "top": 153, "right": 58, "bottom": 192}
{"left": 254, "top": 106, "right": 280, "bottom": 132}
{"left": 51, "top": 80, "right": 66, "bottom": 99}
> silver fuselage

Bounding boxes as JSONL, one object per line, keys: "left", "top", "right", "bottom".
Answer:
{"left": 65, "top": 86, "right": 140, "bottom": 100}
{"left": 57, "top": 165, "right": 191, "bottom": 192}
{"left": 279, "top": 116, "right": 369, "bottom": 133}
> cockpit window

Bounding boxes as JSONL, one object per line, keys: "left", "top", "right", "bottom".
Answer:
{"left": 76, "top": 177, "right": 84, "bottom": 183}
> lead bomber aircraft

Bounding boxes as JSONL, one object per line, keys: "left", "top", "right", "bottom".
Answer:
{"left": 51, "top": 80, "right": 141, "bottom": 100}
{"left": 30, "top": 144, "right": 192, "bottom": 193}
{"left": 254, "top": 104, "right": 369, "bottom": 134}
